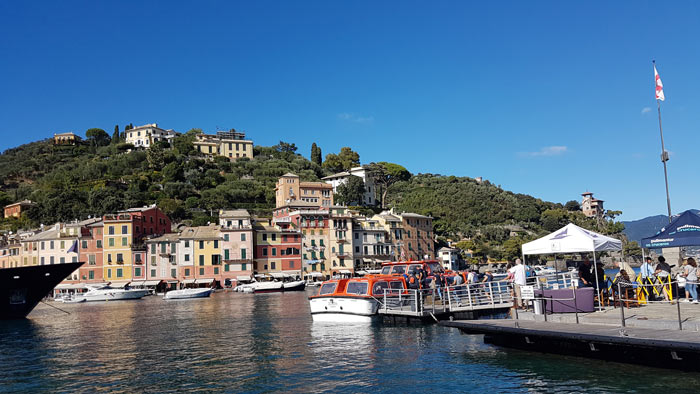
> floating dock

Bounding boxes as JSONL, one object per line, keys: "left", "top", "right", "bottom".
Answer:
{"left": 441, "top": 319, "right": 700, "bottom": 371}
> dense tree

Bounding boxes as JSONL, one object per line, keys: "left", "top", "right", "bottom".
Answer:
{"left": 564, "top": 200, "right": 581, "bottom": 211}
{"left": 85, "top": 128, "right": 111, "bottom": 147}
{"left": 323, "top": 147, "right": 360, "bottom": 172}
{"left": 366, "top": 162, "right": 411, "bottom": 208}
{"left": 310, "top": 143, "right": 322, "bottom": 166}
{"left": 335, "top": 175, "right": 365, "bottom": 206}
{"left": 112, "top": 126, "right": 120, "bottom": 144}
{"left": 275, "top": 141, "right": 297, "bottom": 153}
{"left": 173, "top": 128, "right": 200, "bottom": 156}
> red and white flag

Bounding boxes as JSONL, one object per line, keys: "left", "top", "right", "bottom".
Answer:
{"left": 654, "top": 64, "right": 665, "bottom": 101}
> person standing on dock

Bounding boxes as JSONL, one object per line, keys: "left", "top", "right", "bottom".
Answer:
{"left": 509, "top": 259, "right": 527, "bottom": 309}
{"left": 680, "top": 258, "right": 698, "bottom": 303}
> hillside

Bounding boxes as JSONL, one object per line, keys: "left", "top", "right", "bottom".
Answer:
{"left": 0, "top": 133, "right": 628, "bottom": 260}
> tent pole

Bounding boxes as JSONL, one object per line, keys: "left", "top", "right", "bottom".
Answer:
{"left": 593, "top": 252, "right": 602, "bottom": 311}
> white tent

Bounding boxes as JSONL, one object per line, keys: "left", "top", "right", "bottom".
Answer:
{"left": 522, "top": 223, "right": 622, "bottom": 255}
{"left": 522, "top": 223, "right": 622, "bottom": 310}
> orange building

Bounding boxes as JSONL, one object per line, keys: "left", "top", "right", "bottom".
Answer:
{"left": 4, "top": 200, "right": 34, "bottom": 218}
{"left": 275, "top": 173, "right": 333, "bottom": 209}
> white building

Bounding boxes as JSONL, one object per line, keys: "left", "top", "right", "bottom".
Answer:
{"left": 438, "top": 247, "right": 460, "bottom": 271}
{"left": 322, "top": 166, "right": 376, "bottom": 206}
{"left": 125, "top": 123, "right": 178, "bottom": 149}
{"left": 352, "top": 217, "right": 393, "bottom": 271}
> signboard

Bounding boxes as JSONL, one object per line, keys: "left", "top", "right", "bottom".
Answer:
{"left": 520, "top": 285, "right": 535, "bottom": 300}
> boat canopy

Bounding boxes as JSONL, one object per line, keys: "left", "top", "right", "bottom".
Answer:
{"left": 269, "top": 272, "right": 291, "bottom": 279}
{"left": 55, "top": 283, "right": 86, "bottom": 290}
{"left": 338, "top": 269, "right": 352, "bottom": 275}
{"left": 305, "top": 272, "right": 323, "bottom": 277}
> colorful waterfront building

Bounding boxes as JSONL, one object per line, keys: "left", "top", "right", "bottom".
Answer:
{"left": 275, "top": 202, "right": 330, "bottom": 278}
{"left": 77, "top": 219, "right": 104, "bottom": 283}
{"left": 145, "top": 233, "right": 180, "bottom": 288}
{"left": 352, "top": 217, "right": 393, "bottom": 271}
{"left": 400, "top": 212, "right": 434, "bottom": 260}
{"left": 252, "top": 220, "right": 302, "bottom": 277}
{"left": 178, "top": 225, "right": 222, "bottom": 287}
{"left": 328, "top": 206, "right": 355, "bottom": 276}
{"left": 219, "top": 209, "right": 254, "bottom": 283}
{"left": 102, "top": 205, "right": 171, "bottom": 284}
{"left": 372, "top": 211, "right": 404, "bottom": 260}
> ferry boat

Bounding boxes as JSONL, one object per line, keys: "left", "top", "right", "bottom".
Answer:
{"left": 1, "top": 262, "right": 83, "bottom": 319}
{"left": 308, "top": 276, "right": 406, "bottom": 322}
{"left": 378, "top": 260, "right": 445, "bottom": 277}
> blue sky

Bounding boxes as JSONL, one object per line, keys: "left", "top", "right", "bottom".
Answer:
{"left": 1, "top": 1, "right": 699, "bottom": 221}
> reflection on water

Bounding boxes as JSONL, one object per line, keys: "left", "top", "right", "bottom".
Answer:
{"left": 1, "top": 291, "right": 699, "bottom": 393}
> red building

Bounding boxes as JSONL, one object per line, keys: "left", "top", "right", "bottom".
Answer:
{"left": 253, "top": 220, "right": 302, "bottom": 277}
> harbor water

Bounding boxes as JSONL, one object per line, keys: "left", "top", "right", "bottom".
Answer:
{"left": 1, "top": 291, "right": 698, "bottom": 393}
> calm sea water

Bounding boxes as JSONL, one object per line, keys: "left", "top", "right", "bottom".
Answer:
{"left": 1, "top": 291, "right": 699, "bottom": 393}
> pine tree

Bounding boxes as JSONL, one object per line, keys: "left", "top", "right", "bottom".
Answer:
{"left": 311, "top": 143, "right": 322, "bottom": 166}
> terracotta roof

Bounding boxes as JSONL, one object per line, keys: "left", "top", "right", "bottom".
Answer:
{"left": 178, "top": 225, "right": 221, "bottom": 240}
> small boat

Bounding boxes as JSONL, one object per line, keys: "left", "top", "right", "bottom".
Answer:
{"left": 164, "top": 288, "right": 213, "bottom": 300}
{"left": 62, "top": 297, "right": 86, "bottom": 304}
{"left": 78, "top": 284, "right": 150, "bottom": 302}
{"left": 234, "top": 273, "right": 304, "bottom": 293}
{"left": 308, "top": 276, "right": 407, "bottom": 322}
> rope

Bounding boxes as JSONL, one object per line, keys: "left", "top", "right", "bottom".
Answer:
{"left": 40, "top": 300, "right": 71, "bottom": 314}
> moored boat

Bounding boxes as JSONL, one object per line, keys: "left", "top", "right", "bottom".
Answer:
{"left": 78, "top": 284, "right": 149, "bottom": 302}
{"left": 164, "top": 288, "right": 213, "bottom": 300}
{"left": 1, "top": 262, "right": 84, "bottom": 319}
{"left": 308, "top": 276, "right": 407, "bottom": 322}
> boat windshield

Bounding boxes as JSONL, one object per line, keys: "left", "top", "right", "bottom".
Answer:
{"left": 427, "top": 262, "right": 443, "bottom": 274}
{"left": 346, "top": 281, "right": 369, "bottom": 295}
{"left": 389, "top": 281, "right": 404, "bottom": 290}
{"left": 319, "top": 283, "right": 337, "bottom": 295}
{"left": 380, "top": 266, "right": 391, "bottom": 275}
{"left": 391, "top": 265, "right": 406, "bottom": 275}
{"left": 407, "top": 264, "right": 422, "bottom": 274}
{"left": 372, "top": 281, "right": 390, "bottom": 296}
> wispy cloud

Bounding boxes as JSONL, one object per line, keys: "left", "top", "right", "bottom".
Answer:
{"left": 338, "top": 113, "right": 374, "bottom": 124}
{"left": 641, "top": 107, "right": 652, "bottom": 114}
{"left": 518, "top": 146, "right": 568, "bottom": 158}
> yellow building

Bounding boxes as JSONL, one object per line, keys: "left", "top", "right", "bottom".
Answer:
{"left": 103, "top": 214, "right": 134, "bottom": 282}
{"left": 179, "top": 225, "right": 223, "bottom": 281}
{"left": 53, "top": 132, "right": 80, "bottom": 145}
{"left": 193, "top": 130, "right": 254, "bottom": 161}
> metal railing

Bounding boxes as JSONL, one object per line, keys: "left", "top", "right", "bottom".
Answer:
{"left": 380, "top": 280, "right": 513, "bottom": 316}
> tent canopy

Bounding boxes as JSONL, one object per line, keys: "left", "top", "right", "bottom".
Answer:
{"left": 641, "top": 210, "right": 700, "bottom": 249}
{"left": 522, "top": 223, "right": 622, "bottom": 255}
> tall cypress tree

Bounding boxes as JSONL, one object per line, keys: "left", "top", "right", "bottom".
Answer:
{"left": 311, "top": 143, "right": 322, "bottom": 166}
{"left": 112, "top": 125, "right": 120, "bottom": 144}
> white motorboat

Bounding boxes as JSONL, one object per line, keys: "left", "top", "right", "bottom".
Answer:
{"left": 164, "top": 288, "right": 213, "bottom": 300}
{"left": 78, "top": 285, "right": 149, "bottom": 302}
{"left": 55, "top": 294, "right": 85, "bottom": 303}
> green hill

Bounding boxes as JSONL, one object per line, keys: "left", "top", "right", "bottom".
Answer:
{"left": 0, "top": 133, "right": 628, "bottom": 260}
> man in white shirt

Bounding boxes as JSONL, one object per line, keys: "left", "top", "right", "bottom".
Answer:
{"left": 509, "top": 258, "right": 528, "bottom": 308}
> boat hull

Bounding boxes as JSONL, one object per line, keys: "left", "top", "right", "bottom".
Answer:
{"left": 309, "top": 297, "right": 379, "bottom": 322}
{"left": 283, "top": 281, "right": 306, "bottom": 291}
{"left": 164, "top": 288, "right": 213, "bottom": 300}
{"left": 80, "top": 289, "right": 150, "bottom": 302}
{"left": 0, "top": 262, "right": 84, "bottom": 319}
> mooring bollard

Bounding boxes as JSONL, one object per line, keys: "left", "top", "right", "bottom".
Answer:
{"left": 618, "top": 282, "right": 625, "bottom": 328}
{"left": 676, "top": 294, "right": 683, "bottom": 331}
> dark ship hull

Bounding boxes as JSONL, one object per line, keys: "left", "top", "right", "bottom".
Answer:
{"left": 0, "top": 262, "right": 83, "bottom": 319}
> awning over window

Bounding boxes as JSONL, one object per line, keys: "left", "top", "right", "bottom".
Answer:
{"left": 338, "top": 269, "right": 352, "bottom": 274}
{"left": 143, "top": 280, "right": 162, "bottom": 286}
{"left": 236, "top": 275, "right": 252, "bottom": 281}
{"left": 305, "top": 272, "right": 323, "bottom": 277}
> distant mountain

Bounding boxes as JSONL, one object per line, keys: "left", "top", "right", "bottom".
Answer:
{"left": 623, "top": 210, "right": 700, "bottom": 244}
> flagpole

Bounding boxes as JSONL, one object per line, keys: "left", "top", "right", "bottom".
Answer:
{"left": 654, "top": 60, "right": 672, "bottom": 223}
